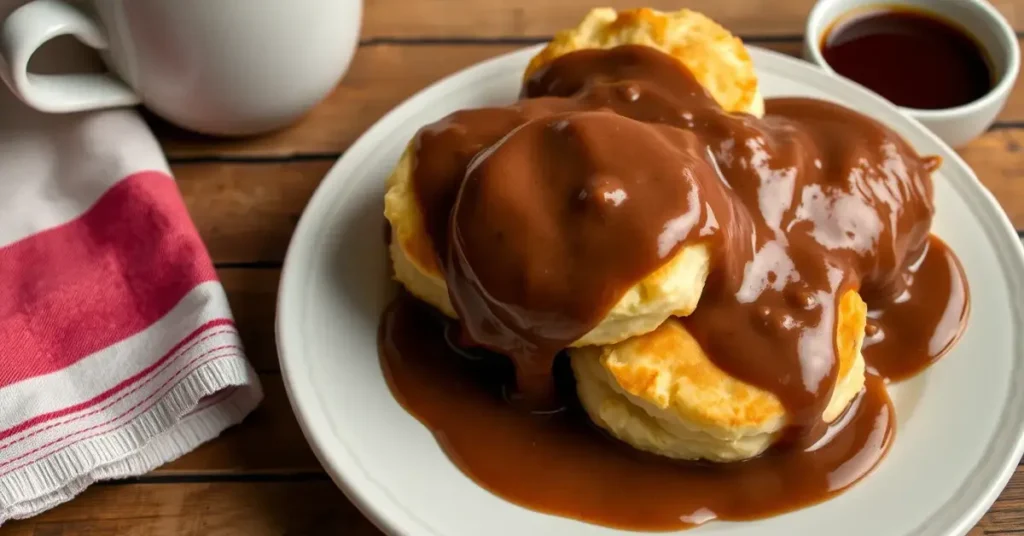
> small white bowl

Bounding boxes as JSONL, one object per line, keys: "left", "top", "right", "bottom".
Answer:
{"left": 803, "top": 0, "right": 1020, "bottom": 148}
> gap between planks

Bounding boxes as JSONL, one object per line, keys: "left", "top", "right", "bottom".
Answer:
{"left": 353, "top": 34, "right": 826, "bottom": 46}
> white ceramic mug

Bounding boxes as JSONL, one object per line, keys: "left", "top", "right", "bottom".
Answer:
{"left": 0, "top": 0, "right": 362, "bottom": 136}
{"left": 803, "top": 0, "right": 1019, "bottom": 148}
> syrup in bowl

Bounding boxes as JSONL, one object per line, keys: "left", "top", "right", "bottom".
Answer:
{"left": 820, "top": 6, "right": 994, "bottom": 110}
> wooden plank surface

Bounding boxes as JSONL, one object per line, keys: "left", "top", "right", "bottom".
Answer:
{"left": 8, "top": 1, "right": 1024, "bottom": 533}
{"left": 359, "top": 0, "right": 1024, "bottom": 38}
{"left": 156, "top": 39, "right": 1024, "bottom": 159}
{"left": 1, "top": 481, "right": 381, "bottom": 536}
{"left": 1004, "top": 40, "right": 1024, "bottom": 123}
{"left": 2, "top": 470, "right": 1021, "bottom": 535}
{"left": 959, "top": 130, "right": 1024, "bottom": 228}
{"left": 217, "top": 270, "right": 281, "bottom": 373}
{"left": 176, "top": 162, "right": 328, "bottom": 265}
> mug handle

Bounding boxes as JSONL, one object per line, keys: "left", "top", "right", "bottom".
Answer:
{"left": 0, "top": 0, "right": 139, "bottom": 112}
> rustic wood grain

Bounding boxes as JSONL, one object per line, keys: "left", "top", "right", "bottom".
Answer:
{"left": 156, "top": 39, "right": 1024, "bottom": 159}
{"left": 2, "top": 481, "right": 381, "bottom": 536}
{"left": 1007, "top": 38, "right": 1024, "bottom": 124}
{"left": 977, "top": 466, "right": 1024, "bottom": 534}
{"left": 6, "top": 470, "right": 1024, "bottom": 535}
{"left": 218, "top": 269, "right": 280, "bottom": 373}
{"left": 175, "top": 162, "right": 329, "bottom": 265}
{"left": 359, "top": 0, "right": 1023, "bottom": 38}
{"left": 958, "top": 129, "right": 1024, "bottom": 229}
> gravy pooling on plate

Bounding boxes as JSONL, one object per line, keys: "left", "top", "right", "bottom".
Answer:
{"left": 380, "top": 44, "right": 970, "bottom": 529}
{"left": 381, "top": 293, "right": 892, "bottom": 530}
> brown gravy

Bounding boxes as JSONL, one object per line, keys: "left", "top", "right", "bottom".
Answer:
{"left": 380, "top": 44, "right": 971, "bottom": 529}
{"left": 821, "top": 7, "right": 994, "bottom": 110}
{"left": 379, "top": 235, "right": 966, "bottom": 530}
{"left": 864, "top": 236, "right": 971, "bottom": 380}
{"left": 381, "top": 293, "right": 892, "bottom": 530}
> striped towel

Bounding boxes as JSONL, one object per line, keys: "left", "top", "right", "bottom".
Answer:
{"left": 0, "top": 45, "right": 262, "bottom": 525}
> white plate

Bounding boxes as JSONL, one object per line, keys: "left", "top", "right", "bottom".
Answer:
{"left": 276, "top": 45, "right": 1024, "bottom": 536}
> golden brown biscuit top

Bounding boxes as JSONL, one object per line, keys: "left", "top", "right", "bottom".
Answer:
{"left": 593, "top": 288, "right": 865, "bottom": 432}
{"left": 525, "top": 7, "right": 763, "bottom": 115}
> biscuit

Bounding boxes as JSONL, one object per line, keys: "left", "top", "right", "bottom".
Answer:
{"left": 384, "top": 143, "right": 712, "bottom": 346}
{"left": 570, "top": 289, "right": 868, "bottom": 462}
{"left": 525, "top": 7, "right": 764, "bottom": 117}
{"left": 383, "top": 6, "right": 766, "bottom": 346}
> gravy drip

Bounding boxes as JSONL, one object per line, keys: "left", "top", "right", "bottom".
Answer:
{"left": 380, "top": 292, "right": 894, "bottom": 530}
{"left": 380, "top": 233, "right": 966, "bottom": 529}
{"left": 863, "top": 235, "right": 970, "bottom": 379}
{"left": 386, "top": 45, "right": 971, "bottom": 529}
{"left": 413, "top": 49, "right": 733, "bottom": 406}
{"left": 413, "top": 45, "right": 943, "bottom": 429}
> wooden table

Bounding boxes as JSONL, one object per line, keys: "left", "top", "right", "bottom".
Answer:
{"left": 4, "top": 1, "right": 1023, "bottom": 534}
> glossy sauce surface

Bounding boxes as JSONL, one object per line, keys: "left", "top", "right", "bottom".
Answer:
{"left": 413, "top": 48, "right": 732, "bottom": 408}
{"left": 864, "top": 236, "right": 971, "bottom": 380}
{"left": 414, "top": 45, "right": 940, "bottom": 432}
{"left": 383, "top": 45, "right": 971, "bottom": 529}
{"left": 380, "top": 237, "right": 967, "bottom": 530}
{"left": 821, "top": 7, "right": 993, "bottom": 110}
{"left": 381, "top": 293, "right": 893, "bottom": 530}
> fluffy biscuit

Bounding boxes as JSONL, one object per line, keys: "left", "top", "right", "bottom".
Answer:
{"left": 384, "top": 6, "right": 763, "bottom": 345}
{"left": 570, "top": 289, "right": 868, "bottom": 462}
{"left": 384, "top": 145, "right": 458, "bottom": 316}
{"left": 385, "top": 143, "right": 712, "bottom": 346}
{"left": 525, "top": 7, "right": 764, "bottom": 117}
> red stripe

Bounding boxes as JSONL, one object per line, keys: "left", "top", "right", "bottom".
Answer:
{"left": 0, "top": 171, "right": 218, "bottom": 388}
{"left": 0, "top": 330, "right": 238, "bottom": 451}
{"left": 0, "top": 320, "right": 233, "bottom": 442}
{"left": 0, "top": 351, "right": 241, "bottom": 477}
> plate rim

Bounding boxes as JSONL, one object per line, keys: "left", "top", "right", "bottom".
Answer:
{"left": 275, "top": 43, "right": 1024, "bottom": 536}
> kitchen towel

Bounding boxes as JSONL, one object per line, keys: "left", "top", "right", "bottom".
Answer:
{"left": 0, "top": 36, "right": 262, "bottom": 525}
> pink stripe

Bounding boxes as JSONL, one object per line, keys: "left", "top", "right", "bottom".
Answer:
{"left": 0, "top": 350, "right": 242, "bottom": 476}
{"left": 0, "top": 171, "right": 218, "bottom": 388}
{"left": 0, "top": 319, "right": 233, "bottom": 442}
{"left": 0, "top": 334, "right": 238, "bottom": 452}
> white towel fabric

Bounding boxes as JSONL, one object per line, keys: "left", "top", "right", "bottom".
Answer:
{"left": 0, "top": 10, "right": 262, "bottom": 525}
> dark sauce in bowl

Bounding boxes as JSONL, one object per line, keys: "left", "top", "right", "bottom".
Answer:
{"left": 821, "top": 6, "right": 994, "bottom": 110}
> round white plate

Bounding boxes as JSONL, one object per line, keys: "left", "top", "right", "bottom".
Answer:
{"left": 276, "top": 45, "right": 1024, "bottom": 536}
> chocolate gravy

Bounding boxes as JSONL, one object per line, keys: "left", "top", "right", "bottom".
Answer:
{"left": 381, "top": 294, "right": 893, "bottom": 530}
{"left": 386, "top": 44, "right": 970, "bottom": 529}
{"left": 863, "top": 235, "right": 970, "bottom": 380}
{"left": 821, "top": 7, "right": 994, "bottom": 110}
